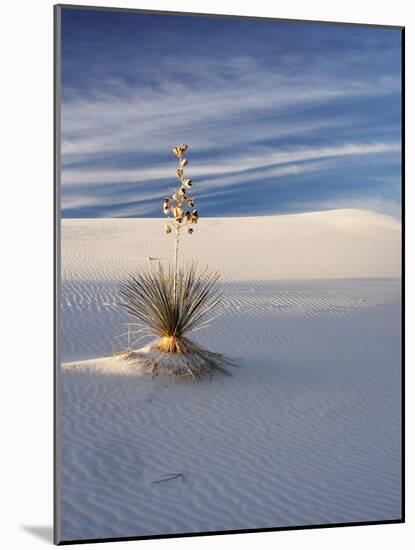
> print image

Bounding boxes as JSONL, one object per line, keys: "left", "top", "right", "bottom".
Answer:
{"left": 55, "top": 6, "right": 403, "bottom": 544}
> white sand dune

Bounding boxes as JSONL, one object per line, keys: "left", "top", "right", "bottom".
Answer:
{"left": 61, "top": 209, "right": 401, "bottom": 282}
{"left": 58, "top": 210, "right": 402, "bottom": 542}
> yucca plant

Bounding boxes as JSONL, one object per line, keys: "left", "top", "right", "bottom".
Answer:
{"left": 118, "top": 144, "right": 235, "bottom": 379}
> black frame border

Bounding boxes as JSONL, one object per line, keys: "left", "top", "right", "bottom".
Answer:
{"left": 53, "top": 4, "right": 405, "bottom": 545}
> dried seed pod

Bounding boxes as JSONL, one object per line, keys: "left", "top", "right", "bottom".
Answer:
{"left": 165, "top": 143, "right": 200, "bottom": 244}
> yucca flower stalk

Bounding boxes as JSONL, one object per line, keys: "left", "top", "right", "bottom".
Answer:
{"left": 118, "top": 144, "right": 235, "bottom": 379}
{"left": 164, "top": 143, "right": 198, "bottom": 296}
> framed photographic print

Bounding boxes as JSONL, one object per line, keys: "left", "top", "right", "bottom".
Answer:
{"left": 54, "top": 4, "right": 404, "bottom": 545}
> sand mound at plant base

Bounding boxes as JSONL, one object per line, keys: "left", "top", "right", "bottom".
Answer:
{"left": 64, "top": 342, "right": 235, "bottom": 380}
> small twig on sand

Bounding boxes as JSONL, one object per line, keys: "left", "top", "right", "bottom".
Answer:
{"left": 152, "top": 472, "right": 186, "bottom": 484}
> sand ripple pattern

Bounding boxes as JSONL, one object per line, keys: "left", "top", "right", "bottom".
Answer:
{"left": 61, "top": 213, "right": 401, "bottom": 282}
{"left": 59, "top": 278, "right": 401, "bottom": 541}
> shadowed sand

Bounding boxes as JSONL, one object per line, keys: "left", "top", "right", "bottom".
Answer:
{"left": 58, "top": 210, "right": 401, "bottom": 542}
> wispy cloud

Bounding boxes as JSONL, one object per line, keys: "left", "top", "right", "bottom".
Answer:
{"left": 62, "top": 141, "right": 400, "bottom": 186}
{"left": 60, "top": 9, "right": 402, "bottom": 218}
{"left": 62, "top": 53, "right": 399, "bottom": 160}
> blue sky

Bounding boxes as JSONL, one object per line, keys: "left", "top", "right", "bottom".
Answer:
{"left": 60, "top": 8, "right": 402, "bottom": 219}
